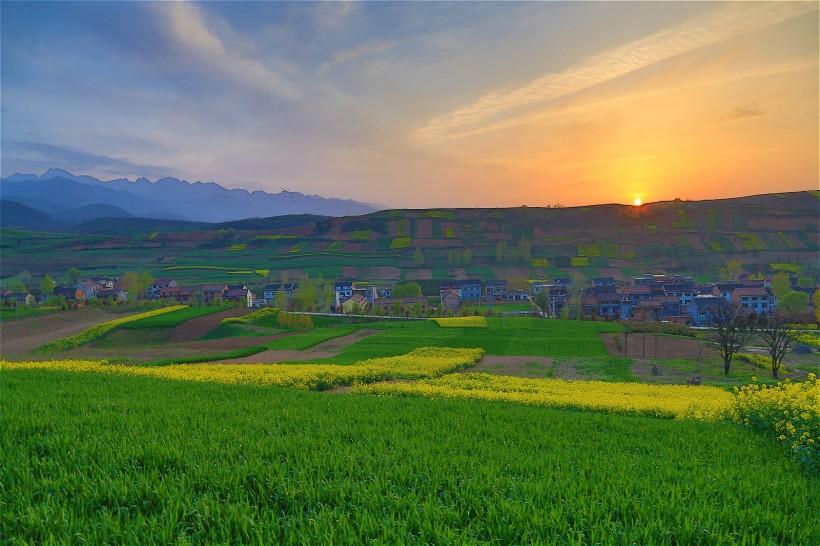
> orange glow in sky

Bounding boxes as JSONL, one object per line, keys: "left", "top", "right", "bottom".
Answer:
{"left": 633, "top": 197, "right": 643, "bottom": 207}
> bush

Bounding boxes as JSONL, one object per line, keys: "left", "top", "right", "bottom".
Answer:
{"left": 621, "top": 321, "right": 696, "bottom": 337}
{"left": 731, "top": 374, "right": 819, "bottom": 471}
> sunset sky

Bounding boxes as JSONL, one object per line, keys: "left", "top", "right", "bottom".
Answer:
{"left": 1, "top": 1, "right": 817, "bottom": 208}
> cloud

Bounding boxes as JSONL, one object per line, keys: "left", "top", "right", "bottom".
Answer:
{"left": 156, "top": 2, "right": 298, "bottom": 99}
{"left": 0, "top": 141, "right": 175, "bottom": 178}
{"left": 412, "top": 1, "right": 817, "bottom": 144}
{"left": 722, "top": 107, "right": 766, "bottom": 122}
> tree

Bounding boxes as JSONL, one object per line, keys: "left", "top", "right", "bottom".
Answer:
{"left": 18, "top": 270, "right": 32, "bottom": 290}
{"left": 758, "top": 313, "right": 797, "bottom": 378}
{"left": 294, "top": 277, "right": 317, "bottom": 311}
{"left": 770, "top": 272, "right": 792, "bottom": 299}
{"left": 535, "top": 291, "right": 548, "bottom": 316}
{"left": 815, "top": 290, "right": 820, "bottom": 324}
{"left": 797, "top": 276, "right": 815, "bottom": 289}
{"left": 280, "top": 270, "right": 289, "bottom": 284}
{"left": 120, "top": 272, "right": 140, "bottom": 296}
{"left": 462, "top": 249, "right": 472, "bottom": 266}
{"left": 393, "top": 282, "right": 422, "bottom": 298}
{"left": 710, "top": 302, "right": 755, "bottom": 375}
{"left": 778, "top": 290, "right": 809, "bottom": 315}
{"left": 413, "top": 247, "right": 425, "bottom": 266}
{"left": 40, "top": 275, "right": 56, "bottom": 296}
{"left": 138, "top": 271, "right": 154, "bottom": 298}
{"left": 719, "top": 259, "right": 742, "bottom": 280}
{"left": 66, "top": 267, "right": 82, "bottom": 285}
{"left": 275, "top": 290, "right": 289, "bottom": 311}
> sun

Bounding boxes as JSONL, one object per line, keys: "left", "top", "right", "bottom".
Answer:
{"left": 632, "top": 197, "right": 642, "bottom": 206}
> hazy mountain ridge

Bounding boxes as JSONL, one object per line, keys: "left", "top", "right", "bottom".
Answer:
{"left": 0, "top": 169, "right": 382, "bottom": 222}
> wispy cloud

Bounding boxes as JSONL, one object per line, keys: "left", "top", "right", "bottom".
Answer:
{"left": 412, "top": 1, "right": 817, "bottom": 144}
{"left": 1, "top": 141, "right": 175, "bottom": 178}
{"left": 721, "top": 107, "right": 766, "bottom": 122}
{"left": 157, "top": 2, "right": 298, "bottom": 99}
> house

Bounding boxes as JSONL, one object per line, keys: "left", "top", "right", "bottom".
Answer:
{"left": 713, "top": 282, "right": 744, "bottom": 303}
{"left": 586, "top": 284, "right": 617, "bottom": 296}
{"left": 440, "top": 288, "right": 461, "bottom": 314}
{"left": 583, "top": 292, "right": 621, "bottom": 318}
{"left": 633, "top": 300, "right": 662, "bottom": 321}
{"left": 633, "top": 274, "right": 658, "bottom": 286}
{"left": 485, "top": 280, "right": 508, "bottom": 300}
{"left": 592, "top": 277, "right": 616, "bottom": 288}
{"left": 342, "top": 293, "right": 369, "bottom": 314}
{"left": 732, "top": 287, "right": 776, "bottom": 315}
{"left": 663, "top": 282, "right": 697, "bottom": 305}
{"left": 506, "top": 289, "right": 530, "bottom": 301}
{"left": 530, "top": 282, "right": 551, "bottom": 296}
{"left": 77, "top": 281, "right": 100, "bottom": 300}
{"left": 552, "top": 277, "right": 572, "bottom": 287}
{"left": 373, "top": 296, "right": 427, "bottom": 315}
{"left": 89, "top": 277, "right": 116, "bottom": 290}
{"left": 196, "top": 284, "right": 227, "bottom": 303}
{"left": 54, "top": 286, "right": 84, "bottom": 302}
{"left": 148, "top": 278, "right": 178, "bottom": 299}
{"left": 547, "top": 286, "right": 569, "bottom": 317}
{"left": 687, "top": 295, "right": 726, "bottom": 326}
{"left": 334, "top": 280, "right": 354, "bottom": 309}
{"left": 375, "top": 284, "right": 394, "bottom": 299}
{"left": 159, "top": 286, "right": 194, "bottom": 302}
{"left": 441, "top": 279, "right": 482, "bottom": 302}
{"left": 224, "top": 287, "right": 254, "bottom": 308}
{"left": 263, "top": 282, "right": 297, "bottom": 301}
{"left": 3, "top": 292, "right": 35, "bottom": 306}
{"left": 97, "top": 288, "right": 128, "bottom": 303}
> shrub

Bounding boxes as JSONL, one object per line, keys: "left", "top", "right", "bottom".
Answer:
{"left": 732, "top": 374, "right": 819, "bottom": 471}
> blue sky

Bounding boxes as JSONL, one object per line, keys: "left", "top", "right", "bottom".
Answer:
{"left": 1, "top": 1, "right": 817, "bottom": 207}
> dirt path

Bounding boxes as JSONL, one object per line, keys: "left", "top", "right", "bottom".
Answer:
{"left": 214, "top": 329, "right": 380, "bottom": 364}
{"left": 0, "top": 307, "right": 122, "bottom": 356}
{"left": 168, "top": 308, "right": 252, "bottom": 342}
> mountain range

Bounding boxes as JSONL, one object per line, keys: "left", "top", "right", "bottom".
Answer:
{"left": 0, "top": 168, "right": 382, "bottom": 224}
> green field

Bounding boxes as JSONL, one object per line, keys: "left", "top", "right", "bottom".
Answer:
{"left": 2, "top": 370, "right": 816, "bottom": 544}
{"left": 119, "top": 306, "right": 224, "bottom": 329}
{"left": 303, "top": 318, "right": 624, "bottom": 364}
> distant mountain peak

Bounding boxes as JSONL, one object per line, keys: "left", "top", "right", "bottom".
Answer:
{"left": 1, "top": 167, "right": 384, "bottom": 222}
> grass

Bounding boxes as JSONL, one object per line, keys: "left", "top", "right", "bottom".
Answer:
{"left": 119, "top": 306, "right": 224, "bottom": 329}
{"left": 389, "top": 236, "right": 411, "bottom": 249}
{"left": 200, "top": 323, "right": 282, "bottom": 340}
{"left": 265, "top": 326, "right": 357, "bottom": 350}
{"left": 0, "top": 306, "right": 62, "bottom": 322}
{"left": 2, "top": 369, "right": 817, "bottom": 544}
{"left": 311, "top": 318, "right": 624, "bottom": 364}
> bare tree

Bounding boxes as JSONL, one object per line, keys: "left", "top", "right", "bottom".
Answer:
{"left": 709, "top": 302, "right": 755, "bottom": 375}
{"left": 757, "top": 313, "right": 797, "bottom": 379}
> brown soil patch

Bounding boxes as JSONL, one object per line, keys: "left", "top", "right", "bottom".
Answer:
{"left": 168, "top": 308, "right": 252, "bottom": 342}
{"left": 406, "top": 269, "right": 433, "bottom": 280}
{"left": 415, "top": 218, "right": 433, "bottom": 238}
{"left": 601, "top": 333, "right": 716, "bottom": 360}
{"left": 371, "top": 267, "right": 401, "bottom": 280}
{"left": 0, "top": 307, "right": 122, "bottom": 356}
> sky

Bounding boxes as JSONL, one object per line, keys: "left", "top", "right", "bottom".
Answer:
{"left": 1, "top": 1, "right": 817, "bottom": 208}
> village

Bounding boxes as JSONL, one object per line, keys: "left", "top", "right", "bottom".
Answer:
{"left": 3, "top": 269, "right": 814, "bottom": 326}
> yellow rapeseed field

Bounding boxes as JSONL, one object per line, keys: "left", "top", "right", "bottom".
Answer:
{"left": 1, "top": 347, "right": 483, "bottom": 391}
{"left": 354, "top": 373, "right": 733, "bottom": 420}
{"left": 432, "top": 316, "right": 487, "bottom": 328}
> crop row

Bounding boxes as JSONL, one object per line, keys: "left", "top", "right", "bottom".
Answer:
{"left": 432, "top": 316, "right": 488, "bottom": 328}
{"left": 1, "top": 347, "right": 484, "bottom": 391}
{"left": 355, "top": 372, "right": 733, "bottom": 420}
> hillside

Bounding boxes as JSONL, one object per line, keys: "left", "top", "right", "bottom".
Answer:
{"left": 1, "top": 191, "right": 817, "bottom": 286}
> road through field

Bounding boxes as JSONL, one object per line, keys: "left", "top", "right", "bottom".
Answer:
{"left": 0, "top": 308, "right": 125, "bottom": 356}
